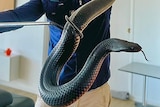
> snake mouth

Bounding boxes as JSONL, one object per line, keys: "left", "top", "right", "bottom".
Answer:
{"left": 123, "top": 46, "right": 141, "bottom": 52}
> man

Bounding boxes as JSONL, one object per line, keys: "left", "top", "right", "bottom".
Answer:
{"left": 0, "top": 0, "right": 113, "bottom": 106}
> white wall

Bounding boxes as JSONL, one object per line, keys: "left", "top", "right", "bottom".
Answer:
{"left": 109, "top": 0, "right": 133, "bottom": 92}
{"left": 109, "top": 0, "right": 160, "bottom": 106}
{"left": 132, "top": 0, "right": 160, "bottom": 106}
{"left": 0, "top": 0, "right": 49, "bottom": 94}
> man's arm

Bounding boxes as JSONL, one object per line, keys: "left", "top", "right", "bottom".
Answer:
{"left": 0, "top": 0, "right": 44, "bottom": 33}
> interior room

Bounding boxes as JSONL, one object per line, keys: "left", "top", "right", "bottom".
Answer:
{"left": 0, "top": 0, "right": 160, "bottom": 107}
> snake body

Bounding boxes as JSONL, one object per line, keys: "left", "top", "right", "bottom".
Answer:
{"left": 39, "top": 0, "right": 142, "bottom": 106}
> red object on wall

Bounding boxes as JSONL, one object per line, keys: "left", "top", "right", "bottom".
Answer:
{"left": 5, "top": 48, "right": 12, "bottom": 56}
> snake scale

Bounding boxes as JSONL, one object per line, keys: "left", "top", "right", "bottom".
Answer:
{"left": 39, "top": 0, "right": 142, "bottom": 106}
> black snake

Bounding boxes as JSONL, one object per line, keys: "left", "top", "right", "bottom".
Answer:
{"left": 39, "top": 0, "right": 143, "bottom": 106}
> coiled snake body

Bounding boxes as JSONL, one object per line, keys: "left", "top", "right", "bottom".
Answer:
{"left": 39, "top": 0, "right": 142, "bottom": 106}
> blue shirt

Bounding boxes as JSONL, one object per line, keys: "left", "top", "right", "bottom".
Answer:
{"left": 0, "top": 0, "right": 111, "bottom": 90}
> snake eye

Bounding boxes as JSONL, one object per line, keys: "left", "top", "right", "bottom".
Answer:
{"left": 126, "top": 46, "right": 135, "bottom": 52}
{"left": 130, "top": 47, "right": 134, "bottom": 50}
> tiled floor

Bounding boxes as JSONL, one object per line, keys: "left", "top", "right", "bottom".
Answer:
{"left": 0, "top": 84, "right": 135, "bottom": 107}
{"left": 0, "top": 85, "right": 37, "bottom": 102}
{"left": 110, "top": 98, "right": 135, "bottom": 107}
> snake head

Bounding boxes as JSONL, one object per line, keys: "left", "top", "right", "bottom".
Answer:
{"left": 110, "top": 38, "right": 142, "bottom": 52}
{"left": 109, "top": 38, "right": 148, "bottom": 61}
{"left": 122, "top": 42, "right": 142, "bottom": 52}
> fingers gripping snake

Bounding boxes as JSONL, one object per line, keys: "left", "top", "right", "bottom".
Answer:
{"left": 39, "top": 0, "right": 142, "bottom": 106}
